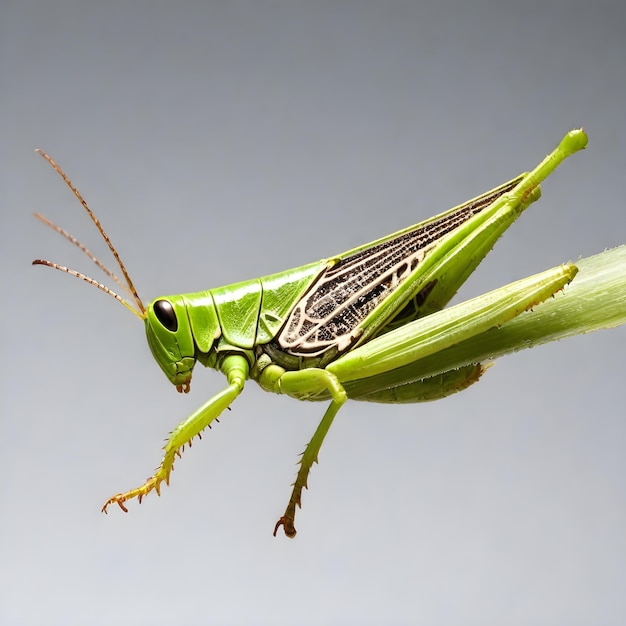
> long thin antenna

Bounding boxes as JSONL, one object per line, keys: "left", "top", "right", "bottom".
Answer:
{"left": 33, "top": 212, "right": 134, "bottom": 299}
{"left": 32, "top": 259, "right": 144, "bottom": 319}
{"left": 34, "top": 148, "right": 146, "bottom": 317}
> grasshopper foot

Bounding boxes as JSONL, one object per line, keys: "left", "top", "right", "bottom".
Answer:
{"left": 273, "top": 497, "right": 298, "bottom": 538}
{"left": 101, "top": 469, "right": 171, "bottom": 514}
{"left": 273, "top": 515, "right": 297, "bottom": 538}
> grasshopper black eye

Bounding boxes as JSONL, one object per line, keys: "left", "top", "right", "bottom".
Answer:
{"left": 153, "top": 299, "right": 178, "bottom": 332}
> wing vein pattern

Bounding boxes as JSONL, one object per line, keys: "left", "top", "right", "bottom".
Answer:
{"left": 278, "top": 178, "right": 520, "bottom": 357}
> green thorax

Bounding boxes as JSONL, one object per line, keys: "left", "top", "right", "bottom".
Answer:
{"left": 144, "top": 260, "right": 327, "bottom": 387}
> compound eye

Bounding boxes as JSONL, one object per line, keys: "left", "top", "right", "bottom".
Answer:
{"left": 153, "top": 299, "right": 178, "bottom": 332}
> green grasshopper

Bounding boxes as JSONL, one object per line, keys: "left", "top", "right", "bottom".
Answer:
{"left": 34, "top": 129, "right": 587, "bottom": 537}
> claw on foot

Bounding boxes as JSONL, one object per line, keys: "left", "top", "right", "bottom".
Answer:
{"left": 273, "top": 516, "right": 297, "bottom": 538}
{"left": 101, "top": 496, "right": 129, "bottom": 513}
{"left": 101, "top": 473, "right": 168, "bottom": 514}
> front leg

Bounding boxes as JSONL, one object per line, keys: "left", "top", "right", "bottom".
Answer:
{"left": 102, "top": 354, "right": 248, "bottom": 513}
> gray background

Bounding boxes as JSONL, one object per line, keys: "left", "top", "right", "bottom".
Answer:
{"left": 2, "top": 2, "right": 625, "bottom": 624}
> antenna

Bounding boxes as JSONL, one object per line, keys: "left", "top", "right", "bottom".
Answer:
{"left": 33, "top": 149, "right": 146, "bottom": 319}
{"left": 32, "top": 259, "right": 144, "bottom": 318}
{"left": 33, "top": 213, "right": 134, "bottom": 298}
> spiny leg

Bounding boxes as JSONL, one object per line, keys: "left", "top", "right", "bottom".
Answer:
{"left": 272, "top": 263, "right": 577, "bottom": 535}
{"left": 273, "top": 368, "right": 347, "bottom": 538}
{"left": 102, "top": 355, "right": 248, "bottom": 513}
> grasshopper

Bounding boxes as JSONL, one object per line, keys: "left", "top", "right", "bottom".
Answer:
{"left": 34, "top": 129, "right": 587, "bottom": 536}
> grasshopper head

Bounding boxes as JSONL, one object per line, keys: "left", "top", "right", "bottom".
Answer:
{"left": 145, "top": 296, "right": 197, "bottom": 393}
